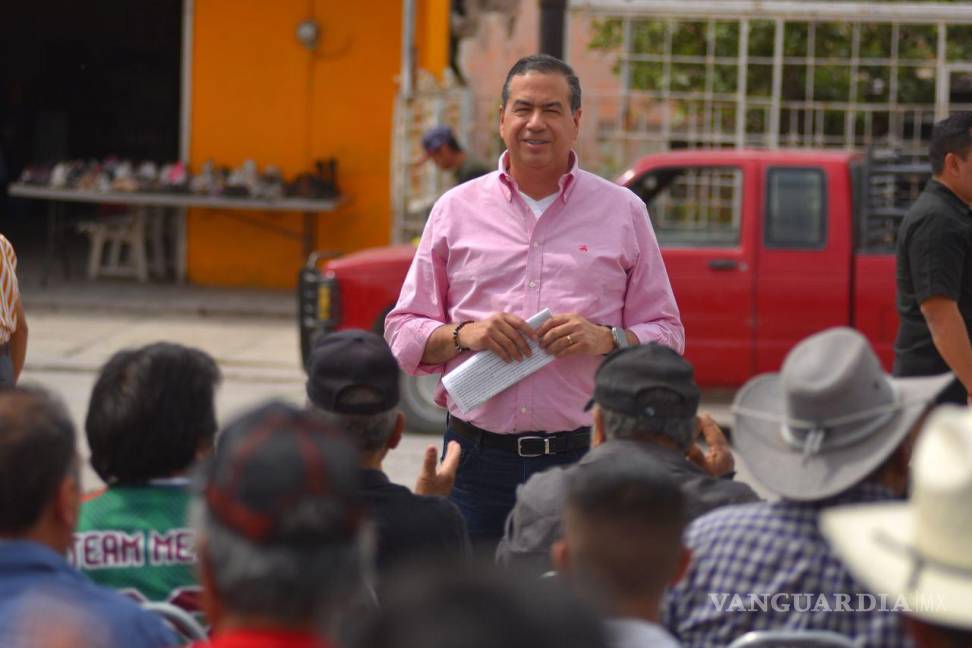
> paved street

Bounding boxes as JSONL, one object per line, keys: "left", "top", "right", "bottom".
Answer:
{"left": 21, "top": 306, "right": 438, "bottom": 493}
{"left": 20, "top": 289, "right": 766, "bottom": 499}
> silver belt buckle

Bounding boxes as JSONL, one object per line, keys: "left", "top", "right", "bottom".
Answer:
{"left": 516, "top": 435, "right": 549, "bottom": 457}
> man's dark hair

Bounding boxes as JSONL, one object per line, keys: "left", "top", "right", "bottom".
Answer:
{"left": 86, "top": 342, "right": 221, "bottom": 485}
{"left": 501, "top": 54, "right": 582, "bottom": 113}
{"left": 349, "top": 563, "right": 607, "bottom": 648}
{"left": 0, "top": 386, "right": 76, "bottom": 534}
{"left": 930, "top": 112, "right": 972, "bottom": 175}
{"left": 565, "top": 454, "right": 687, "bottom": 605}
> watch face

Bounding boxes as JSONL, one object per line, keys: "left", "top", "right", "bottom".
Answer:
{"left": 612, "top": 327, "right": 627, "bottom": 349}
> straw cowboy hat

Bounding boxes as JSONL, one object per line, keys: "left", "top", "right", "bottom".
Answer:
{"left": 731, "top": 327, "right": 951, "bottom": 500}
{"left": 820, "top": 406, "right": 972, "bottom": 630}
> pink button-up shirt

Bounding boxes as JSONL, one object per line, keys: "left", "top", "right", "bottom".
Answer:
{"left": 385, "top": 152, "right": 684, "bottom": 434}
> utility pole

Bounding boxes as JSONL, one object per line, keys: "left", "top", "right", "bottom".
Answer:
{"left": 539, "top": 0, "right": 567, "bottom": 59}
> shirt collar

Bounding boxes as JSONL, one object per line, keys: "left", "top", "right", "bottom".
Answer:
{"left": 497, "top": 150, "right": 580, "bottom": 204}
{"left": 928, "top": 178, "right": 972, "bottom": 216}
{"left": 358, "top": 468, "right": 391, "bottom": 488}
{"left": 0, "top": 539, "right": 74, "bottom": 574}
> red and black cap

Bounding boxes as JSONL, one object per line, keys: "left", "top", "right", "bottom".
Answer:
{"left": 197, "top": 401, "right": 361, "bottom": 546}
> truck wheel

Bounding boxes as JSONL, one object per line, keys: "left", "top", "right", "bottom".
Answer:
{"left": 398, "top": 372, "right": 446, "bottom": 435}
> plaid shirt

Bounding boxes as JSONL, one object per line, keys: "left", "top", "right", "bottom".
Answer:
{"left": 663, "top": 482, "right": 913, "bottom": 647}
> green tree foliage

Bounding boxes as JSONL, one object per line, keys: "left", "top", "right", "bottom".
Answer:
{"left": 589, "top": 3, "right": 970, "bottom": 106}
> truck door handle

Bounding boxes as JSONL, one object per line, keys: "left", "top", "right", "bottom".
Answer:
{"left": 707, "top": 259, "right": 739, "bottom": 271}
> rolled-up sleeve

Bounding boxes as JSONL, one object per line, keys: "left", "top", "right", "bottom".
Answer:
{"left": 623, "top": 200, "right": 685, "bottom": 353}
{"left": 384, "top": 205, "right": 452, "bottom": 375}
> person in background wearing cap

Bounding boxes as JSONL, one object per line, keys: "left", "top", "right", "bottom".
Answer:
{"left": 75, "top": 343, "right": 221, "bottom": 617}
{"left": 191, "top": 401, "right": 364, "bottom": 648}
{"left": 663, "top": 327, "right": 952, "bottom": 647}
{"left": 0, "top": 386, "right": 176, "bottom": 648}
{"left": 552, "top": 453, "right": 689, "bottom": 648}
{"left": 385, "top": 54, "right": 683, "bottom": 547}
{"left": 496, "top": 343, "right": 758, "bottom": 575}
{"left": 821, "top": 406, "right": 972, "bottom": 648}
{"left": 306, "top": 330, "right": 470, "bottom": 575}
{"left": 420, "top": 125, "right": 490, "bottom": 186}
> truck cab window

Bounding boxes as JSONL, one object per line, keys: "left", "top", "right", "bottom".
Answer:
{"left": 630, "top": 167, "right": 742, "bottom": 247}
{"left": 765, "top": 168, "right": 826, "bottom": 248}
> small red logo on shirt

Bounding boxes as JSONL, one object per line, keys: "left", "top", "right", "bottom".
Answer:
{"left": 579, "top": 245, "right": 589, "bottom": 252}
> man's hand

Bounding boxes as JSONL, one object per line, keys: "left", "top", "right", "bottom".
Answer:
{"left": 684, "top": 411, "right": 735, "bottom": 477}
{"left": 457, "top": 313, "right": 536, "bottom": 362}
{"left": 414, "top": 441, "right": 461, "bottom": 497}
{"left": 537, "top": 313, "right": 614, "bottom": 357}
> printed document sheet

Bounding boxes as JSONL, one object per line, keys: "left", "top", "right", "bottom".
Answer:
{"left": 443, "top": 308, "right": 554, "bottom": 412}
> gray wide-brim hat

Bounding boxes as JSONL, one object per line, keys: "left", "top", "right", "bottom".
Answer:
{"left": 732, "top": 327, "right": 952, "bottom": 501}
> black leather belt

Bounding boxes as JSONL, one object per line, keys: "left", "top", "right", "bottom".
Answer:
{"left": 449, "top": 416, "right": 591, "bottom": 458}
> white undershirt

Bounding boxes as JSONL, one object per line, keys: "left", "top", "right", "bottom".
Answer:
{"left": 518, "top": 191, "right": 558, "bottom": 219}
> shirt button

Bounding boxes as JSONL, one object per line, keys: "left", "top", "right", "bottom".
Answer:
{"left": 520, "top": 407, "right": 528, "bottom": 414}
{"left": 533, "top": 242, "right": 539, "bottom": 248}
{"left": 528, "top": 281, "right": 536, "bottom": 288}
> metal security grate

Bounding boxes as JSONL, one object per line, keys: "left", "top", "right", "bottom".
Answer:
{"left": 572, "top": 1, "right": 972, "bottom": 176}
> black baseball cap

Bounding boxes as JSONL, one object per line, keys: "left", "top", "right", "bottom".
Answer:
{"left": 306, "top": 330, "right": 400, "bottom": 415}
{"left": 198, "top": 401, "right": 361, "bottom": 546}
{"left": 585, "top": 343, "right": 700, "bottom": 419}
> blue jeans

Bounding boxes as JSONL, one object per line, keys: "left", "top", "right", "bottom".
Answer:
{"left": 443, "top": 426, "right": 588, "bottom": 550}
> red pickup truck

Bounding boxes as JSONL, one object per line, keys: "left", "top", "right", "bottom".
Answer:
{"left": 298, "top": 148, "right": 928, "bottom": 431}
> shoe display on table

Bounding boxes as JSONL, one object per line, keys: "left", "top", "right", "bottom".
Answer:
{"left": 17, "top": 165, "right": 51, "bottom": 186}
{"left": 160, "top": 161, "right": 189, "bottom": 193}
{"left": 112, "top": 161, "right": 138, "bottom": 192}
{"left": 49, "top": 162, "right": 70, "bottom": 188}
{"left": 256, "top": 165, "right": 285, "bottom": 200}
{"left": 136, "top": 161, "right": 160, "bottom": 191}
{"left": 15, "top": 156, "right": 346, "bottom": 204}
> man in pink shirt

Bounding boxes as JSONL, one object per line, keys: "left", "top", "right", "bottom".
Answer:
{"left": 384, "top": 54, "right": 684, "bottom": 545}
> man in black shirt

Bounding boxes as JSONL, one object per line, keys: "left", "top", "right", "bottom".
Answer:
{"left": 894, "top": 111, "right": 972, "bottom": 404}
{"left": 306, "top": 330, "right": 470, "bottom": 573}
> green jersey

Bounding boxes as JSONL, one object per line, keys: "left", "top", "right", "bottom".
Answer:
{"left": 72, "top": 482, "right": 201, "bottom": 616}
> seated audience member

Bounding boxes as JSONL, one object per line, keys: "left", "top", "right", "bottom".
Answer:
{"left": 75, "top": 342, "right": 221, "bottom": 615}
{"left": 349, "top": 563, "right": 609, "bottom": 648}
{"left": 497, "top": 343, "right": 758, "bottom": 575}
{"left": 191, "top": 401, "right": 365, "bottom": 648}
{"left": 0, "top": 386, "right": 176, "bottom": 647}
{"left": 552, "top": 453, "right": 688, "bottom": 648}
{"left": 664, "top": 327, "right": 951, "bottom": 647}
{"left": 306, "top": 330, "right": 469, "bottom": 573}
{"left": 0, "top": 234, "right": 27, "bottom": 386}
{"left": 822, "top": 406, "right": 972, "bottom": 648}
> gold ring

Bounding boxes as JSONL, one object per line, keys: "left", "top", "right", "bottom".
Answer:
{"left": 567, "top": 334, "right": 574, "bottom": 345}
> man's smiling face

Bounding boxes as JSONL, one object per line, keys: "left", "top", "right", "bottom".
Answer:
{"left": 499, "top": 71, "right": 581, "bottom": 180}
